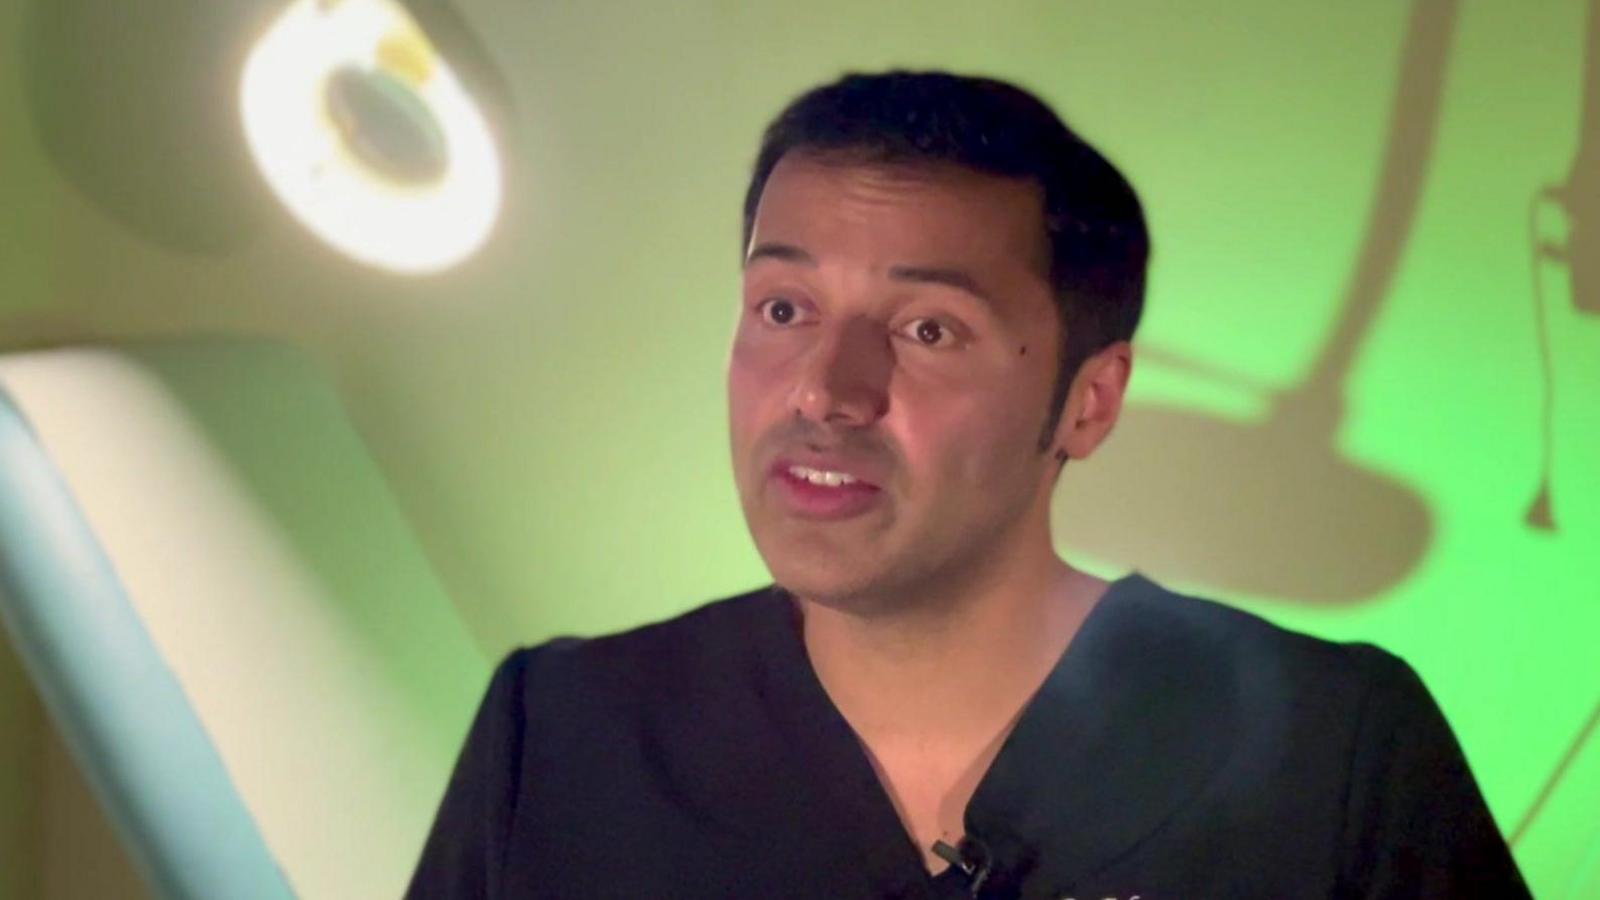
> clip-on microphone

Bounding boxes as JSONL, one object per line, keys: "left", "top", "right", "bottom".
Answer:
{"left": 932, "top": 836, "right": 994, "bottom": 897}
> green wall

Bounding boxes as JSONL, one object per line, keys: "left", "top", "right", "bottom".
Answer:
{"left": 2, "top": 0, "right": 1596, "bottom": 895}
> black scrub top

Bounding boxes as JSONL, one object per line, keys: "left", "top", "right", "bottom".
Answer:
{"left": 406, "top": 575, "right": 1530, "bottom": 899}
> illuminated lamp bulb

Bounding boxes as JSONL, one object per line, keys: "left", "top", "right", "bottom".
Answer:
{"left": 324, "top": 66, "right": 449, "bottom": 185}
{"left": 240, "top": 0, "right": 503, "bottom": 273}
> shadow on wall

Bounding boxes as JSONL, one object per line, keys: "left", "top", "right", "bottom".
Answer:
{"left": 1526, "top": 0, "right": 1600, "bottom": 530}
{"left": 1509, "top": 0, "right": 1600, "bottom": 882}
{"left": 20, "top": 0, "right": 275, "bottom": 254}
{"left": 1056, "top": 0, "right": 1458, "bottom": 604}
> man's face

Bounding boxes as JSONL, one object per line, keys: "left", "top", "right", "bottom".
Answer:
{"left": 728, "top": 153, "right": 1068, "bottom": 612}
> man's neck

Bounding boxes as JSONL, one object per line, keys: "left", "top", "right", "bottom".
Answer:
{"left": 798, "top": 558, "right": 1105, "bottom": 745}
{"left": 794, "top": 550, "right": 1108, "bottom": 870}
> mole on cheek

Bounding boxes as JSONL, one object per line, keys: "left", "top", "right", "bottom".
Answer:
{"left": 1019, "top": 345, "right": 1028, "bottom": 357}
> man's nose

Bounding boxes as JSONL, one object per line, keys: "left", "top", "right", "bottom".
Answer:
{"left": 790, "top": 316, "right": 891, "bottom": 427}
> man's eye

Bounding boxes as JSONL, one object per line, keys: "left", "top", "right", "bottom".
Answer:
{"left": 899, "top": 317, "right": 958, "bottom": 348}
{"left": 756, "top": 297, "right": 803, "bottom": 326}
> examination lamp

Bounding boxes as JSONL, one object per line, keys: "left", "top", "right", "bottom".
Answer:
{"left": 240, "top": 0, "right": 506, "bottom": 273}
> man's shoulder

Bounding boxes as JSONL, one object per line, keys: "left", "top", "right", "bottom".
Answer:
{"left": 492, "top": 587, "right": 783, "bottom": 712}
{"left": 1100, "top": 574, "right": 1417, "bottom": 717}
{"left": 551, "top": 585, "right": 779, "bottom": 663}
{"left": 1073, "top": 575, "right": 1444, "bottom": 837}
{"left": 1117, "top": 572, "right": 1397, "bottom": 659}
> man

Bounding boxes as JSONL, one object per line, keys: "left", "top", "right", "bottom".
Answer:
{"left": 408, "top": 71, "right": 1528, "bottom": 898}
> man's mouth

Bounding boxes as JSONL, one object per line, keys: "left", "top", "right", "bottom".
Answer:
{"left": 768, "top": 457, "right": 884, "bottom": 520}
{"left": 785, "top": 464, "right": 860, "bottom": 487}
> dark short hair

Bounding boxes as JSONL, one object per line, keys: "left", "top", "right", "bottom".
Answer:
{"left": 742, "top": 70, "right": 1150, "bottom": 447}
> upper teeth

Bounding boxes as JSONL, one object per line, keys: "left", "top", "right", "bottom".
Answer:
{"left": 789, "top": 465, "right": 857, "bottom": 487}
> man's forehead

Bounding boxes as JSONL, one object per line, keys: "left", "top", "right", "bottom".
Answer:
{"left": 758, "top": 152, "right": 1043, "bottom": 213}
{"left": 747, "top": 153, "right": 1051, "bottom": 275}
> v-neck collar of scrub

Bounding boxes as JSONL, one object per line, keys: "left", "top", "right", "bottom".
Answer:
{"left": 750, "top": 574, "right": 1237, "bottom": 897}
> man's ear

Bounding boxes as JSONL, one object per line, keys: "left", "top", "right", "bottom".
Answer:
{"left": 1052, "top": 341, "right": 1133, "bottom": 462}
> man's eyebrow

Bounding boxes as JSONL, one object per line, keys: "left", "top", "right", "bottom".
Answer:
{"left": 744, "top": 247, "right": 996, "bottom": 305}
{"left": 744, "top": 242, "right": 816, "bottom": 267}
{"left": 888, "top": 265, "right": 995, "bottom": 305}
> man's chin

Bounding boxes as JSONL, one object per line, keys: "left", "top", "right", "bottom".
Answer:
{"left": 765, "top": 558, "right": 920, "bottom": 619}
{"left": 765, "top": 559, "right": 877, "bottom": 610}
{"left": 748, "top": 519, "right": 906, "bottom": 613}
